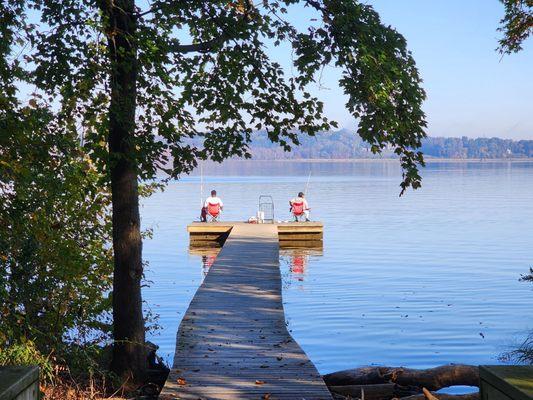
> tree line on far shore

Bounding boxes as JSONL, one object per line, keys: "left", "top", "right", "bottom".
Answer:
{"left": 232, "top": 130, "right": 533, "bottom": 160}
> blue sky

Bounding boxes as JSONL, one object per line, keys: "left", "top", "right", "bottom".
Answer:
{"left": 273, "top": 0, "right": 533, "bottom": 139}
{"left": 21, "top": 1, "right": 532, "bottom": 140}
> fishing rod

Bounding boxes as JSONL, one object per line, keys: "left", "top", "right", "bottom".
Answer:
{"left": 304, "top": 170, "right": 312, "bottom": 196}
{"left": 200, "top": 162, "right": 204, "bottom": 208}
{"left": 198, "top": 161, "right": 206, "bottom": 222}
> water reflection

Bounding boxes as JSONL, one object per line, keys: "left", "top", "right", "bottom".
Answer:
{"left": 291, "top": 253, "right": 307, "bottom": 276}
{"left": 188, "top": 247, "right": 221, "bottom": 279}
{"left": 280, "top": 248, "right": 323, "bottom": 282}
{"left": 189, "top": 245, "right": 323, "bottom": 283}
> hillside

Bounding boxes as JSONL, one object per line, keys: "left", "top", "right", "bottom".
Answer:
{"left": 242, "top": 130, "right": 533, "bottom": 160}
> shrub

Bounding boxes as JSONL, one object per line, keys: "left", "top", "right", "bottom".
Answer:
{"left": 0, "top": 340, "right": 54, "bottom": 383}
{"left": 0, "top": 105, "right": 113, "bottom": 380}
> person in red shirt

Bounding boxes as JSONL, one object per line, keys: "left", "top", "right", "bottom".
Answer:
{"left": 202, "top": 190, "right": 224, "bottom": 221}
{"left": 289, "top": 192, "right": 310, "bottom": 222}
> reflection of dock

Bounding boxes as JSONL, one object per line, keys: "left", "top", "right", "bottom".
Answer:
{"left": 187, "top": 221, "right": 323, "bottom": 249}
{"left": 188, "top": 247, "right": 221, "bottom": 278}
{"left": 161, "top": 223, "right": 331, "bottom": 399}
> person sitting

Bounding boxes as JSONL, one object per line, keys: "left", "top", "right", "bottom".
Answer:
{"left": 289, "top": 192, "right": 310, "bottom": 222}
{"left": 203, "top": 190, "right": 224, "bottom": 222}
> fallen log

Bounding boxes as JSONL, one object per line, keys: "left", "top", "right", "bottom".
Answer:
{"left": 323, "top": 365, "right": 480, "bottom": 391}
{"left": 325, "top": 367, "right": 391, "bottom": 386}
{"left": 328, "top": 383, "right": 421, "bottom": 400}
{"left": 400, "top": 390, "right": 479, "bottom": 400}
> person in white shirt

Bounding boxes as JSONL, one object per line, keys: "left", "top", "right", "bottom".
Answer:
{"left": 289, "top": 192, "right": 310, "bottom": 222}
{"left": 203, "top": 190, "right": 224, "bottom": 221}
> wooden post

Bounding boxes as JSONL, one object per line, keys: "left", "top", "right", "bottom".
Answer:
{"left": 0, "top": 366, "right": 39, "bottom": 400}
{"left": 480, "top": 366, "right": 533, "bottom": 400}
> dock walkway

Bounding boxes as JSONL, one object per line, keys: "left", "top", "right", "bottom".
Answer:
{"left": 161, "top": 224, "right": 331, "bottom": 399}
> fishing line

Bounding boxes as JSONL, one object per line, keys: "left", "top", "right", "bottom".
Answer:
{"left": 304, "top": 170, "right": 312, "bottom": 196}
{"left": 200, "top": 162, "right": 204, "bottom": 208}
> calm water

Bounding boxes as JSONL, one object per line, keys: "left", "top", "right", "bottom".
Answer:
{"left": 141, "top": 160, "right": 533, "bottom": 375}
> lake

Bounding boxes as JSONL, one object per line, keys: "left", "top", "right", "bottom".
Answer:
{"left": 141, "top": 160, "right": 533, "bottom": 376}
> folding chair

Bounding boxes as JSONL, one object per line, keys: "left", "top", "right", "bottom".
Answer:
{"left": 207, "top": 202, "right": 221, "bottom": 222}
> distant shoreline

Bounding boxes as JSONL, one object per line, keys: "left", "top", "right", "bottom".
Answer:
{"left": 223, "top": 157, "right": 533, "bottom": 163}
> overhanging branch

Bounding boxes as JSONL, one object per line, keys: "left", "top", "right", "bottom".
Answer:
{"left": 167, "top": 1, "right": 256, "bottom": 54}
{"left": 170, "top": 34, "right": 229, "bottom": 54}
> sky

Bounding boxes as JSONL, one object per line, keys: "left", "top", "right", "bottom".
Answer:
{"left": 272, "top": 0, "right": 533, "bottom": 139}
{"left": 20, "top": 1, "right": 533, "bottom": 140}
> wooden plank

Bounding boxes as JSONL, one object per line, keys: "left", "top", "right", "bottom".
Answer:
{"left": 188, "top": 225, "right": 233, "bottom": 233}
{"left": 0, "top": 366, "right": 39, "bottom": 400}
{"left": 188, "top": 222, "right": 323, "bottom": 233}
{"left": 161, "top": 224, "right": 331, "bottom": 400}
{"left": 279, "top": 240, "right": 323, "bottom": 249}
{"left": 278, "top": 233, "right": 323, "bottom": 241}
{"left": 277, "top": 227, "right": 324, "bottom": 233}
{"left": 190, "top": 236, "right": 226, "bottom": 243}
{"left": 277, "top": 222, "right": 324, "bottom": 227}
{"left": 189, "top": 243, "right": 222, "bottom": 249}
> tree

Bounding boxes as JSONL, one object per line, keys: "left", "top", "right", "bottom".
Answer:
{"left": 498, "top": 0, "right": 533, "bottom": 54}
{"left": 4, "top": 0, "right": 427, "bottom": 383}
{"left": 0, "top": 25, "right": 113, "bottom": 377}
{"left": 0, "top": 106, "right": 113, "bottom": 363}
{"left": 1, "top": 0, "right": 113, "bottom": 350}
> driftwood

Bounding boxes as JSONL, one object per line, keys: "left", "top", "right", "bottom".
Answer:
{"left": 323, "top": 365, "right": 480, "bottom": 391}
{"left": 329, "top": 385, "right": 479, "bottom": 400}
{"left": 400, "top": 390, "right": 479, "bottom": 400}
{"left": 328, "top": 383, "right": 421, "bottom": 400}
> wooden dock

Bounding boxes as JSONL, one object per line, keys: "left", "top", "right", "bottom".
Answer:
{"left": 160, "top": 223, "right": 331, "bottom": 400}
{"left": 187, "top": 221, "right": 323, "bottom": 248}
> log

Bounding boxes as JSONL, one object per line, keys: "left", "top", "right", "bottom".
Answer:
{"left": 325, "top": 367, "right": 390, "bottom": 386}
{"left": 328, "top": 383, "right": 421, "bottom": 400}
{"left": 400, "top": 390, "right": 479, "bottom": 400}
{"left": 323, "top": 365, "right": 480, "bottom": 391}
{"left": 391, "top": 366, "right": 479, "bottom": 391}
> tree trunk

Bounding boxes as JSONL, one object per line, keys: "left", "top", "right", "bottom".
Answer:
{"left": 100, "top": 0, "right": 146, "bottom": 383}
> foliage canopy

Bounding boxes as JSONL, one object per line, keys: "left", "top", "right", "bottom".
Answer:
{"left": 1, "top": 0, "right": 431, "bottom": 381}
{"left": 0, "top": 103, "right": 113, "bottom": 374}
{"left": 6, "top": 0, "right": 427, "bottom": 193}
{"left": 498, "top": 0, "right": 533, "bottom": 54}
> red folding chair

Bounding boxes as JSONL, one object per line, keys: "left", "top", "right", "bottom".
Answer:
{"left": 207, "top": 202, "right": 221, "bottom": 221}
{"left": 291, "top": 201, "right": 305, "bottom": 222}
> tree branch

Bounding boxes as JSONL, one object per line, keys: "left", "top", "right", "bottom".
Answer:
{"left": 169, "top": 34, "right": 229, "bottom": 54}
{"left": 305, "top": 0, "right": 326, "bottom": 12}
{"left": 167, "top": 1, "right": 256, "bottom": 54}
